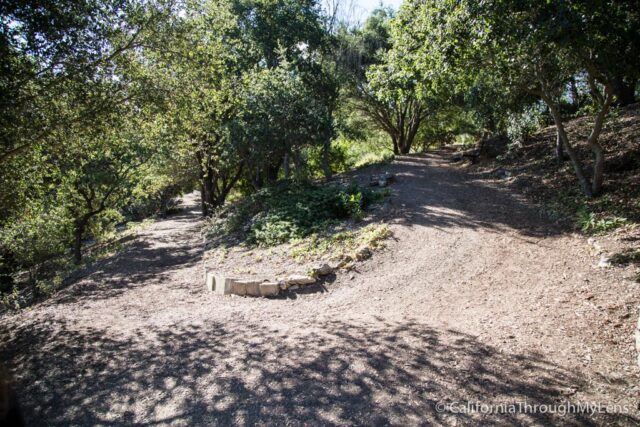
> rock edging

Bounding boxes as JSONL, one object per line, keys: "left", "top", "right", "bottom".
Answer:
{"left": 205, "top": 263, "right": 335, "bottom": 297}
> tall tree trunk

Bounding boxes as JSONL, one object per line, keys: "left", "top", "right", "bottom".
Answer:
{"left": 266, "top": 163, "right": 279, "bottom": 183}
{"left": 200, "top": 185, "right": 206, "bottom": 215}
{"left": 73, "top": 217, "right": 89, "bottom": 264}
{"left": 399, "top": 137, "right": 411, "bottom": 155}
{"left": 200, "top": 160, "right": 217, "bottom": 217}
{"left": 555, "top": 129, "right": 565, "bottom": 164}
{"left": 586, "top": 87, "right": 614, "bottom": 196}
{"left": 544, "top": 97, "right": 593, "bottom": 197}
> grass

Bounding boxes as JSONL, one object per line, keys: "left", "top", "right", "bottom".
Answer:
{"left": 353, "top": 152, "right": 395, "bottom": 170}
{"left": 289, "top": 223, "right": 392, "bottom": 262}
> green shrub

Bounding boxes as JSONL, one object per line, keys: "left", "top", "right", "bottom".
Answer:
{"left": 506, "top": 103, "right": 546, "bottom": 144}
{"left": 0, "top": 207, "right": 72, "bottom": 271}
{"left": 249, "top": 214, "right": 301, "bottom": 246}
{"left": 205, "top": 180, "right": 387, "bottom": 246}
{"left": 578, "top": 208, "right": 629, "bottom": 233}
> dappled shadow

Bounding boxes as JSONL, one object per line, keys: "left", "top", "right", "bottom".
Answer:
{"left": 0, "top": 317, "right": 635, "bottom": 425}
{"left": 352, "top": 153, "right": 566, "bottom": 238}
{"left": 277, "top": 273, "right": 336, "bottom": 299}
{"left": 48, "top": 199, "right": 204, "bottom": 305}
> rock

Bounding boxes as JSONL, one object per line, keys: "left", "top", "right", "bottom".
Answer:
{"left": 494, "top": 168, "right": 512, "bottom": 179}
{"left": 588, "top": 238, "right": 603, "bottom": 254}
{"left": 477, "top": 135, "right": 509, "bottom": 158}
{"left": 286, "top": 274, "right": 316, "bottom": 286}
{"left": 230, "top": 280, "right": 247, "bottom": 296}
{"left": 355, "top": 246, "right": 372, "bottom": 261}
{"left": 205, "top": 273, "right": 238, "bottom": 295}
{"left": 236, "top": 280, "right": 261, "bottom": 296}
{"left": 289, "top": 285, "right": 300, "bottom": 291}
{"left": 311, "top": 263, "right": 333, "bottom": 277}
{"left": 370, "top": 172, "right": 396, "bottom": 187}
{"left": 205, "top": 271, "right": 216, "bottom": 292}
{"left": 260, "top": 281, "right": 280, "bottom": 297}
{"left": 383, "top": 172, "right": 395, "bottom": 182}
{"left": 598, "top": 254, "right": 612, "bottom": 268}
{"left": 328, "top": 260, "right": 342, "bottom": 271}
{"left": 337, "top": 254, "right": 355, "bottom": 269}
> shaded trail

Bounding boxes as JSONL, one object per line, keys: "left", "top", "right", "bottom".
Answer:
{"left": 1, "top": 154, "right": 638, "bottom": 425}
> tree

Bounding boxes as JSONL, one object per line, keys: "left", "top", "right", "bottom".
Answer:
{"left": 62, "top": 118, "right": 154, "bottom": 263}
{"left": 361, "top": 60, "right": 431, "bottom": 155}
{"left": 148, "top": 0, "right": 248, "bottom": 216}
{"left": 343, "top": 7, "right": 431, "bottom": 155}
{"left": 396, "top": 0, "right": 640, "bottom": 196}
{"left": 0, "top": 0, "right": 177, "bottom": 268}
{"left": 236, "top": 60, "right": 329, "bottom": 185}
{"left": 0, "top": 0, "right": 175, "bottom": 165}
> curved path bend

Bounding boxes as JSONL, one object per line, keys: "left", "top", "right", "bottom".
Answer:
{"left": 1, "top": 153, "right": 638, "bottom": 425}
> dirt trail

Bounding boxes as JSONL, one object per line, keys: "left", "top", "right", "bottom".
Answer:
{"left": 1, "top": 153, "right": 638, "bottom": 426}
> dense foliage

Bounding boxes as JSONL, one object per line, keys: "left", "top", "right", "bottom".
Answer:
{"left": 205, "top": 181, "right": 386, "bottom": 246}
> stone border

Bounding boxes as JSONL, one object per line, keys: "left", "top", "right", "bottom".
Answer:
{"left": 205, "top": 263, "right": 335, "bottom": 297}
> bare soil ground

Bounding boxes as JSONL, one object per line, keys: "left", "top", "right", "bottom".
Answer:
{"left": 471, "top": 103, "right": 640, "bottom": 230}
{"left": 1, "top": 153, "right": 639, "bottom": 426}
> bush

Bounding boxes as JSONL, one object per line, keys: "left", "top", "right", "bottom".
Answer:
{"left": 205, "top": 180, "right": 387, "bottom": 246}
{"left": 577, "top": 209, "right": 629, "bottom": 233}
{"left": 0, "top": 207, "right": 72, "bottom": 280}
{"left": 506, "top": 102, "right": 546, "bottom": 144}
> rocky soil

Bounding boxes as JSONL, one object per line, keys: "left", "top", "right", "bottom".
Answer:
{"left": 1, "top": 153, "right": 639, "bottom": 426}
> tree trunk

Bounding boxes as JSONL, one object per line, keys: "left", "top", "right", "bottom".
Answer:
{"left": 590, "top": 142, "right": 605, "bottom": 196}
{"left": 555, "top": 129, "right": 565, "bottom": 164}
{"left": 391, "top": 136, "right": 399, "bottom": 155}
{"left": 201, "top": 172, "right": 216, "bottom": 217}
{"left": 586, "top": 87, "right": 614, "bottom": 196}
{"left": 321, "top": 138, "right": 331, "bottom": 180}
{"left": 398, "top": 132, "right": 416, "bottom": 155}
{"left": 544, "top": 97, "right": 593, "bottom": 197}
{"left": 73, "top": 217, "right": 89, "bottom": 264}
{"left": 266, "top": 163, "right": 279, "bottom": 184}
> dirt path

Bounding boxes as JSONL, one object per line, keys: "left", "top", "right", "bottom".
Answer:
{"left": 1, "top": 153, "right": 638, "bottom": 426}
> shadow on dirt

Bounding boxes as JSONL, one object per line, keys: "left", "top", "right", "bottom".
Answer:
{"left": 353, "top": 153, "right": 567, "bottom": 238}
{"left": 0, "top": 318, "right": 635, "bottom": 426}
{"left": 47, "top": 202, "right": 204, "bottom": 305}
